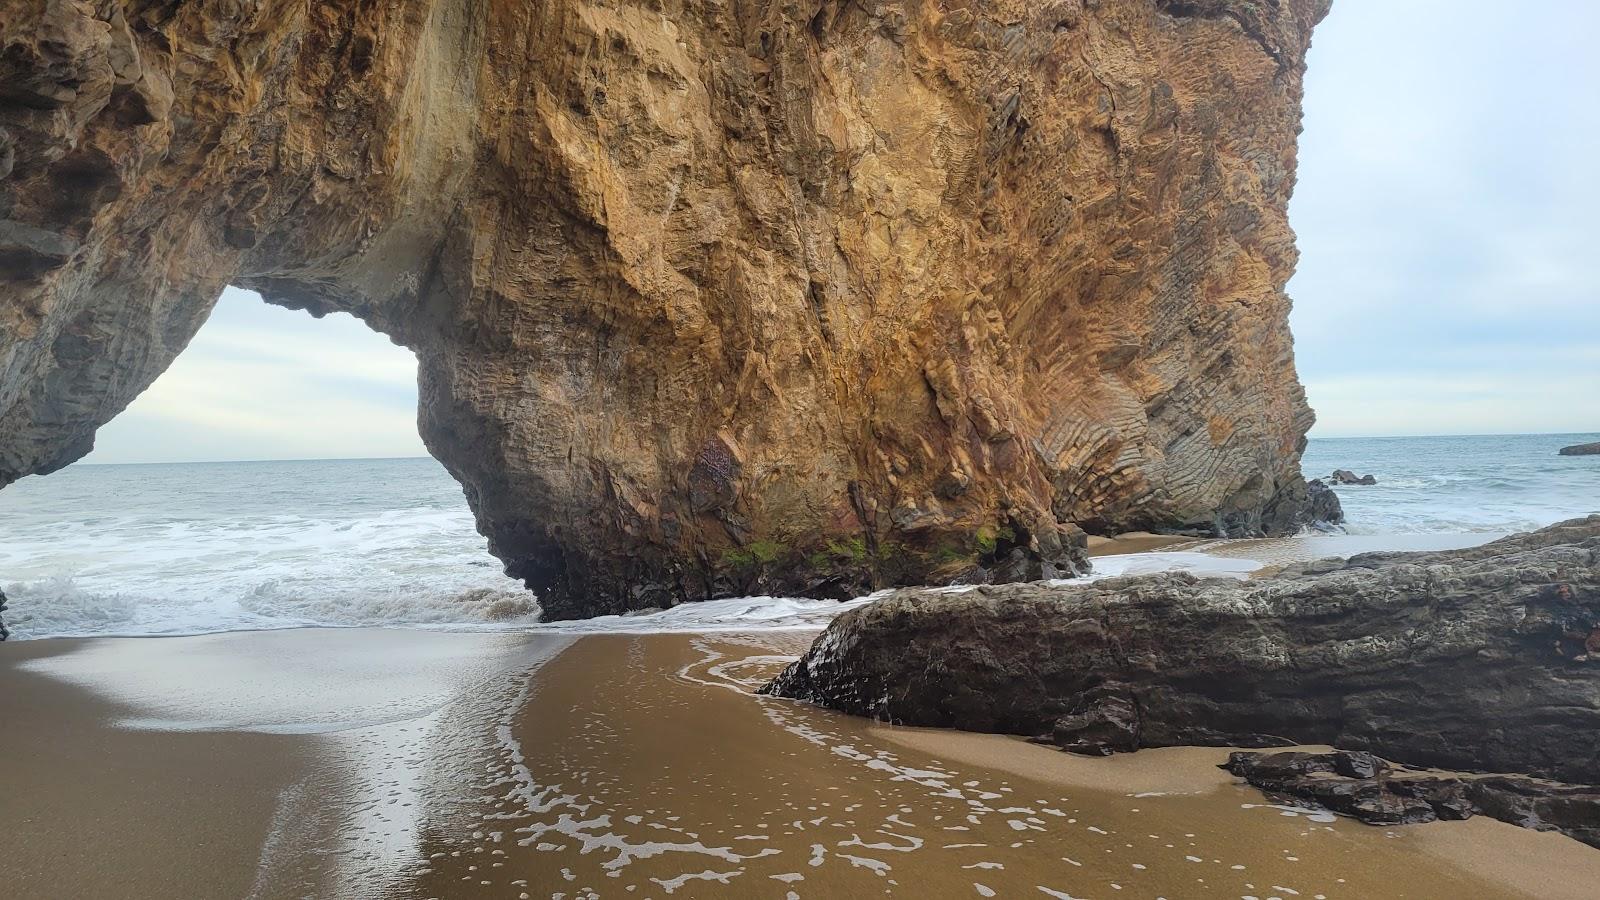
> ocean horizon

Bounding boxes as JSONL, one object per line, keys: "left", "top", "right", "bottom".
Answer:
{"left": 67, "top": 429, "right": 1600, "bottom": 468}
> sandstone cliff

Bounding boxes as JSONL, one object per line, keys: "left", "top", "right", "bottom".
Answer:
{"left": 0, "top": 0, "right": 1330, "bottom": 617}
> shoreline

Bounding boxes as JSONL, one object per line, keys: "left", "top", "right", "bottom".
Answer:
{"left": 876, "top": 727, "right": 1600, "bottom": 900}
{"left": 0, "top": 629, "right": 572, "bottom": 898}
{"left": 5, "top": 525, "right": 1595, "bottom": 897}
{"left": 5, "top": 623, "right": 1598, "bottom": 899}
{"left": 0, "top": 637, "right": 314, "bottom": 898}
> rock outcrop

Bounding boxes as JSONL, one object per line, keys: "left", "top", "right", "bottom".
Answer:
{"left": 1330, "top": 468, "right": 1376, "bottom": 485}
{"left": 1305, "top": 477, "right": 1343, "bottom": 526}
{"left": 1560, "top": 442, "right": 1600, "bottom": 457}
{"left": 1, "top": 0, "right": 1331, "bottom": 618}
{"left": 763, "top": 516, "right": 1600, "bottom": 784}
{"left": 1222, "top": 749, "right": 1600, "bottom": 848}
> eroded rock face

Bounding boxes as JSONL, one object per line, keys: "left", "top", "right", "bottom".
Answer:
{"left": 1, "top": 0, "right": 1331, "bottom": 617}
{"left": 763, "top": 516, "right": 1600, "bottom": 784}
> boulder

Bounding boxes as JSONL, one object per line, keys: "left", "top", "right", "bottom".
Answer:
{"left": 763, "top": 516, "right": 1600, "bottom": 784}
{"left": 1305, "top": 478, "right": 1345, "bottom": 526}
{"left": 1331, "top": 469, "right": 1378, "bottom": 485}
{"left": 1559, "top": 442, "right": 1600, "bottom": 456}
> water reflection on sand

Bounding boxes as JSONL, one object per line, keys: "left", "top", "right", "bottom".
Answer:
{"left": 400, "top": 632, "right": 1517, "bottom": 900}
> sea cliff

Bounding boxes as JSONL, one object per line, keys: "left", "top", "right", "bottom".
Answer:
{"left": 1, "top": 0, "right": 1332, "bottom": 617}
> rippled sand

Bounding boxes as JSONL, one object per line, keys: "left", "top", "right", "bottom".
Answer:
{"left": 3, "top": 627, "right": 1596, "bottom": 899}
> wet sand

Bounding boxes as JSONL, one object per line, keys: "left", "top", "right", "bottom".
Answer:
{"left": 0, "top": 629, "right": 570, "bottom": 899}
{"left": 1085, "top": 532, "right": 1196, "bottom": 556}
{"left": 878, "top": 729, "right": 1600, "bottom": 900}
{"left": 1183, "top": 531, "right": 1501, "bottom": 567}
{"left": 7, "top": 627, "right": 1597, "bottom": 898}
{"left": 1088, "top": 530, "right": 1502, "bottom": 568}
{"left": 1, "top": 637, "right": 309, "bottom": 898}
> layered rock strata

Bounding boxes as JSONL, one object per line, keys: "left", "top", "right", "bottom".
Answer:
{"left": 1, "top": 0, "right": 1331, "bottom": 617}
{"left": 763, "top": 516, "right": 1600, "bottom": 784}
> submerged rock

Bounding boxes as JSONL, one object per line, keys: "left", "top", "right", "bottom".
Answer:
{"left": 1560, "top": 442, "right": 1600, "bottom": 456}
{"left": 1223, "top": 749, "right": 1600, "bottom": 848}
{"left": 1330, "top": 469, "right": 1377, "bottom": 485}
{"left": 0, "top": 1, "right": 1333, "bottom": 618}
{"left": 763, "top": 516, "right": 1600, "bottom": 784}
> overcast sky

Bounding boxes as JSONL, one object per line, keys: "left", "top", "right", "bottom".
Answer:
{"left": 1287, "top": 0, "right": 1598, "bottom": 436}
{"left": 83, "top": 0, "right": 1599, "bottom": 464}
{"left": 85, "top": 293, "right": 427, "bottom": 463}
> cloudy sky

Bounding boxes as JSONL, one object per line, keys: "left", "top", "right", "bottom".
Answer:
{"left": 85, "top": 0, "right": 1598, "bottom": 464}
{"left": 1287, "top": 0, "right": 1598, "bottom": 436}
{"left": 85, "top": 293, "right": 427, "bottom": 462}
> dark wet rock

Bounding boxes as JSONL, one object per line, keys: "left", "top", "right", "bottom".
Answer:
{"left": 1234, "top": 474, "right": 1345, "bottom": 538}
{"left": 1330, "top": 469, "right": 1377, "bottom": 485}
{"left": 1223, "top": 749, "right": 1600, "bottom": 848}
{"left": 1559, "top": 442, "right": 1600, "bottom": 457}
{"left": 763, "top": 516, "right": 1600, "bottom": 784}
{"left": 1225, "top": 751, "right": 1436, "bottom": 826}
{"left": 1331, "top": 749, "right": 1384, "bottom": 778}
{"left": 0, "top": 586, "right": 8, "bottom": 641}
{"left": 1468, "top": 776, "right": 1600, "bottom": 847}
{"left": 1040, "top": 687, "right": 1140, "bottom": 756}
{"left": 1304, "top": 478, "right": 1345, "bottom": 527}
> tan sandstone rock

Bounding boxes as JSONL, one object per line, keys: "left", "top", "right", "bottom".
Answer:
{"left": 0, "top": 0, "right": 1331, "bottom": 618}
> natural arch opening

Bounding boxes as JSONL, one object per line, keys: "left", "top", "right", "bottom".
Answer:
{"left": 0, "top": 288, "right": 533, "bottom": 639}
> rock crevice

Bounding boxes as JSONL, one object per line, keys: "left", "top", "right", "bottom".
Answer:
{"left": 2, "top": 0, "right": 1332, "bottom": 618}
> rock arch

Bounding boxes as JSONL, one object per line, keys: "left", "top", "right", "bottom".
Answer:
{"left": 0, "top": 0, "right": 1331, "bottom": 618}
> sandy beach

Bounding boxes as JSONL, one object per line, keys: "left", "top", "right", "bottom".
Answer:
{"left": 2, "top": 2, "right": 1594, "bottom": 896}
{"left": 5, "top": 623, "right": 1599, "bottom": 899}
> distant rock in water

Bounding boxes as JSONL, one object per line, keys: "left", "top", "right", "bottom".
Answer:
{"left": 1223, "top": 749, "right": 1600, "bottom": 849}
{"left": 1331, "top": 469, "right": 1378, "bottom": 485}
{"left": 1559, "top": 442, "right": 1600, "bottom": 456}
{"left": 0, "top": 0, "right": 1334, "bottom": 620}
{"left": 763, "top": 516, "right": 1600, "bottom": 785}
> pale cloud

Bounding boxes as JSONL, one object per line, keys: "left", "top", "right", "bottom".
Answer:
{"left": 83, "top": 288, "right": 426, "bottom": 464}
{"left": 1309, "top": 373, "right": 1600, "bottom": 439}
{"left": 1289, "top": 0, "right": 1599, "bottom": 436}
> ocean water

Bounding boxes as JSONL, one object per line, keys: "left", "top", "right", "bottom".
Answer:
{"left": 3, "top": 434, "right": 1597, "bottom": 639}
{"left": 0, "top": 458, "right": 531, "bottom": 639}
{"left": 1300, "top": 432, "right": 1599, "bottom": 535}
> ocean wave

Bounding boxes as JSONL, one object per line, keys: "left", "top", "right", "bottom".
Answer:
{"left": 237, "top": 582, "right": 539, "bottom": 627}
{"left": 4, "top": 447, "right": 1597, "bottom": 639}
{"left": 3, "top": 577, "right": 140, "bottom": 638}
{"left": 4, "top": 551, "right": 1264, "bottom": 640}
